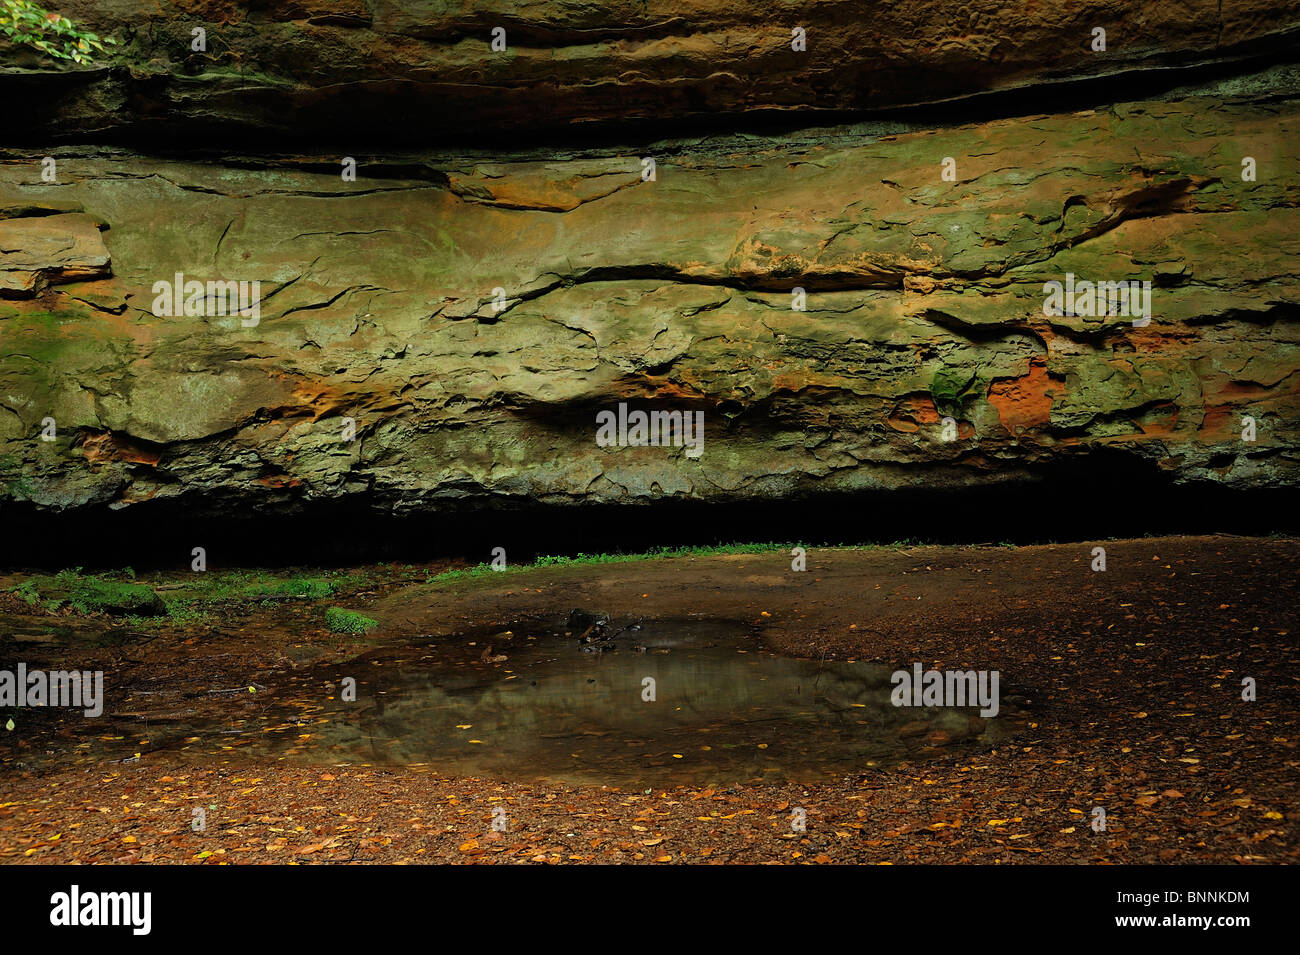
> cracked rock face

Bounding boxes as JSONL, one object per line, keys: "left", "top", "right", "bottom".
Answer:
{"left": 0, "top": 209, "right": 111, "bottom": 296}
{"left": 0, "top": 82, "right": 1296, "bottom": 514}
{"left": 5, "top": 0, "right": 1300, "bottom": 144}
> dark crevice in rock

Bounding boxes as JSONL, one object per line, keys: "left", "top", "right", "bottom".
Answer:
{"left": 0, "top": 453, "right": 1294, "bottom": 570}
{"left": 4, "top": 25, "right": 1298, "bottom": 151}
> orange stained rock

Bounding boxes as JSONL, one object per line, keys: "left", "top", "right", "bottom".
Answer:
{"left": 987, "top": 358, "right": 1055, "bottom": 434}
{"left": 78, "top": 431, "right": 161, "bottom": 467}
{"left": 887, "top": 395, "right": 943, "bottom": 432}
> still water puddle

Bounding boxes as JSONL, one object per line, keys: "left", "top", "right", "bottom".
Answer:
{"left": 2, "top": 621, "right": 153, "bottom": 649}
{"left": 11, "top": 617, "right": 1028, "bottom": 786}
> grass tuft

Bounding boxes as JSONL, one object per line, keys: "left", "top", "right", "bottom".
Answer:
{"left": 425, "top": 542, "right": 795, "bottom": 585}
{"left": 325, "top": 607, "right": 378, "bottom": 634}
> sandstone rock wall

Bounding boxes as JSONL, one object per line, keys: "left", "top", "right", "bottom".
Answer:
{"left": 4, "top": 0, "right": 1300, "bottom": 143}
{"left": 2, "top": 91, "right": 1296, "bottom": 513}
{"left": 0, "top": 5, "right": 1297, "bottom": 518}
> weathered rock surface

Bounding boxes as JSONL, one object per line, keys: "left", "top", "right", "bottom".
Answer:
{"left": 1, "top": 81, "right": 1296, "bottom": 515}
{"left": 0, "top": 208, "right": 112, "bottom": 296}
{"left": 3, "top": 0, "right": 1299, "bottom": 144}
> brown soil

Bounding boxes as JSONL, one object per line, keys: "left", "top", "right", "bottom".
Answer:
{"left": 2, "top": 535, "right": 1297, "bottom": 864}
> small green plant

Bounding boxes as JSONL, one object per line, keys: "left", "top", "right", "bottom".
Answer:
{"left": 162, "top": 602, "right": 211, "bottom": 626}
{"left": 251, "top": 577, "right": 341, "bottom": 600}
{"left": 52, "top": 570, "right": 165, "bottom": 616}
{"left": 2, "top": 569, "right": 164, "bottom": 616}
{"left": 1, "top": 1, "right": 115, "bottom": 64}
{"left": 11, "top": 580, "right": 40, "bottom": 607}
{"left": 325, "top": 607, "right": 378, "bottom": 634}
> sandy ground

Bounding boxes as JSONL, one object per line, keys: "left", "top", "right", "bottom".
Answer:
{"left": 1, "top": 535, "right": 1296, "bottom": 864}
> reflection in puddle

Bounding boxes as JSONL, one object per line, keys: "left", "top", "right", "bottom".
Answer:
{"left": 9, "top": 618, "right": 1029, "bottom": 786}
{"left": 2, "top": 621, "right": 152, "bottom": 649}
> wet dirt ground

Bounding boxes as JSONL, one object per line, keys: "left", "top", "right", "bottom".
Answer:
{"left": 1, "top": 535, "right": 1296, "bottom": 864}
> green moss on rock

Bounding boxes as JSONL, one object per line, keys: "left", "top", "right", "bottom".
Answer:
{"left": 9, "top": 569, "right": 165, "bottom": 617}
{"left": 325, "top": 606, "right": 378, "bottom": 633}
